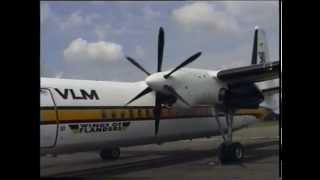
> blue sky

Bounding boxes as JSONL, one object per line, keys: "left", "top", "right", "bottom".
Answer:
{"left": 41, "top": 1, "right": 279, "bottom": 82}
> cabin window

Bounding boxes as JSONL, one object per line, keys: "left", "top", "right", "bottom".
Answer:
{"left": 120, "top": 110, "right": 126, "bottom": 119}
{"left": 101, "top": 110, "right": 106, "bottom": 120}
{"left": 141, "top": 109, "right": 146, "bottom": 118}
{"left": 111, "top": 111, "right": 116, "bottom": 119}
{"left": 129, "top": 109, "right": 134, "bottom": 118}
{"left": 145, "top": 109, "right": 151, "bottom": 118}
{"left": 137, "top": 109, "right": 142, "bottom": 117}
{"left": 161, "top": 109, "right": 167, "bottom": 118}
{"left": 168, "top": 109, "right": 173, "bottom": 118}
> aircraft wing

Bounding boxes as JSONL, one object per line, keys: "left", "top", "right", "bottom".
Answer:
{"left": 217, "top": 61, "right": 279, "bottom": 84}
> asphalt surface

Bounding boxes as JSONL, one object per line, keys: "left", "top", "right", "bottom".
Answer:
{"left": 40, "top": 121, "right": 280, "bottom": 179}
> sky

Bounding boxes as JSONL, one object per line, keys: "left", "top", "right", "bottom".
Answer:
{"left": 41, "top": 1, "right": 280, "bottom": 112}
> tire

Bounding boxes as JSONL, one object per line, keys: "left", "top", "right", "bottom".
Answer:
{"left": 100, "top": 147, "right": 120, "bottom": 160}
{"left": 110, "top": 147, "right": 120, "bottom": 160}
{"left": 218, "top": 142, "right": 244, "bottom": 163}
{"left": 231, "top": 143, "right": 244, "bottom": 161}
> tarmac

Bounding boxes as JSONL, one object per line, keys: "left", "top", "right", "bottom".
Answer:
{"left": 40, "top": 121, "right": 280, "bottom": 179}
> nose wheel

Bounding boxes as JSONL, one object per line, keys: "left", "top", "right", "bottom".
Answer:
{"left": 99, "top": 147, "right": 120, "bottom": 160}
{"left": 213, "top": 109, "right": 245, "bottom": 163}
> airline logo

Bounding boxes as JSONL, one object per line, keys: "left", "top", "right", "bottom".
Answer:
{"left": 55, "top": 88, "right": 99, "bottom": 100}
{"left": 68, "top": 122, "right": 130, "bottom": 134}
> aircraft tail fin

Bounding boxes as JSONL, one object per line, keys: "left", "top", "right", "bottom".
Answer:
{"left": 251, "top": 26, "right": 279, "bottom": 113}
{"left": 251, "top": 26, "right": 270, "bottom": 65}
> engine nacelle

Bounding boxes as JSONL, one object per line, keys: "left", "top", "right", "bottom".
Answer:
{"left": 190, "top": 77, "right": 227, "bottom": 105}
{"left": 220, "top": 83, "right": 264, "bottom": 109}
{"left": 165, "top": 69, "right": 228, "bottom": 106}
{"left": 146, "top": 68, "right": 263, "bottom": 109}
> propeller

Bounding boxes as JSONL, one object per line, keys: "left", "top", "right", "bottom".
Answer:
{"left": 126, "top": 56, "right": 151, "bottom": 76}
{"left": 157, "top": 27, "right": 164, "bottom": 72}
{"left": 125, "top": 27, "right": 202, "bottom": 136}
{"left": 163, "top": 52, "right": 202, "bottom": 79}
{"left": 163, "top": 85, "right": 190, "bottom": 107}
{"left": 154, "top": 94, "right": 161, "bottom": 135}
{"left": 126, "top": 87, "right": 153, "bottom": 105}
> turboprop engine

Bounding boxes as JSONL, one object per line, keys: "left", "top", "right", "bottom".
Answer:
{"left": 145, "top": 68, "right": 228, "bottom": 106}
{"left": 124, "top": 27, "right": 263, "bottom": 136}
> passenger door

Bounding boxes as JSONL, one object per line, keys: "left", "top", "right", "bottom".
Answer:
{"left": 40, "top": 88, "right": 58, "bottom": 148}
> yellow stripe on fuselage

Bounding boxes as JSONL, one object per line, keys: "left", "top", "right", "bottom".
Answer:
{"left": 58, "top": 110, "right": 102, "bottom": 121}
{"left": 40, "top": 106, "right": 268, "bottom": 124}
{"left": 40, "top": 106, "right": 213, "bottom": 124}
{"left": 41, "top": 110, "right": 57, "bottom": 122}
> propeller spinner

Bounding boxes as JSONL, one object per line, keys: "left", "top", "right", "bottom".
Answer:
{"left": 125, "top": 27, "right": 202, "bottom": 136}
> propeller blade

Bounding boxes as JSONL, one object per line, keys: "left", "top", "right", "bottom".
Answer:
{"left": 126, "top": 87, "right": 153, "bottom": 105}
{"left": 164, "top": 52, "right": 202, "bottom": 79}
{"left": 154, "top": 93, "right": 161, "bottom": 135}
{"left": 126, "top": 56, "right": 151, "bottom": 76}
{"left": 157, "top": 27, "right": 164, "bottom": 72}
{"left": 164, "top": 85, "right": 190, "bottom": 107}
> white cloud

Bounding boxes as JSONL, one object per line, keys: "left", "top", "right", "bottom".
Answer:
{"left": 224, "top": 2, "right": 278, "bottom": 23}
{"left": 172, "top": 2, "right": 239, "bottom": 33}
{"left": 59, "top": 11, "right": 100, "bottom": 30}
{"left": 64, "top": 38, "right": 124, "bottom": 62}
{"left": 143, "top": 6, "right": 160, "bottom": 20}
{"left": 172, "top": 1, "right": 278, "bottom": 34}
{"left": 41, "top": 3, "right": 101, "bottom": 31}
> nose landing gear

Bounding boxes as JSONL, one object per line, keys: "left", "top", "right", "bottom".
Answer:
{"left": 99, "top": 147, "right": 120, "bottom": 160}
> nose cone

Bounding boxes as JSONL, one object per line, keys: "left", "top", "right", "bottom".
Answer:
{"left": 146, "top": 73, "right": 166, "bottom": 91}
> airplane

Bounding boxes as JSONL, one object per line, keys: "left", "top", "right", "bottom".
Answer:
{"left": 40, "top": 26, "right": 279, "bottom": 163}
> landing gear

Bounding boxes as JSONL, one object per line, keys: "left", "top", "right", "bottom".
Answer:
{"left": 218, "top": 142, "right": 244, "bottom": 162}
{"left": 214, "top": 109, "right": 244, "bottom": 163}
{"left": 99, "top": 147, "right": 120, "bottom": 160}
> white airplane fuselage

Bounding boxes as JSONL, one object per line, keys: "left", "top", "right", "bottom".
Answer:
{"left": 40, "top": 68, "right": 258, "bottom": 155}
